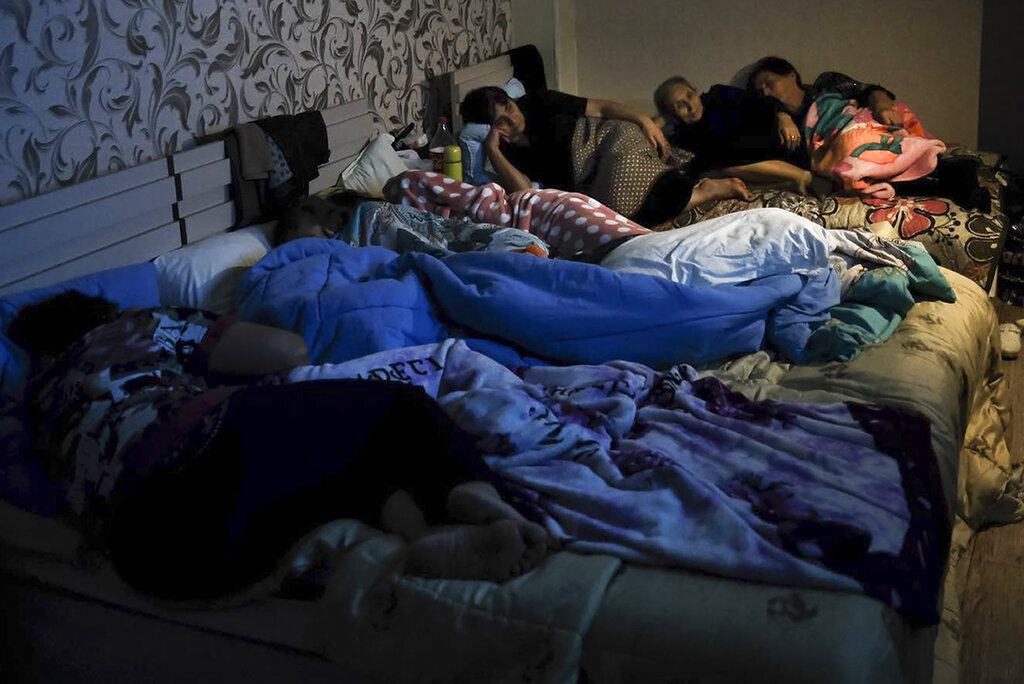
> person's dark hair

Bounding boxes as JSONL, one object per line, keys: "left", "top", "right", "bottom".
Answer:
{"left": 459, "top": 86, "right": 510, "bottom": 124}
{"left": 746, "top": 56, "right": 803, "bottom": 92}
{"left": 6, "top": 291, "right": 119, "bottom": 359}
{"left": 653, "top": 76, "right": 696, "bottom": 120}
{"left": 273, "top": 191, "right": 368, "bottom": 245}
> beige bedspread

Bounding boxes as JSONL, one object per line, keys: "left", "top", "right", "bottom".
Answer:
{"left": 706, "top": 267, "right": 1019, "bottom": 530}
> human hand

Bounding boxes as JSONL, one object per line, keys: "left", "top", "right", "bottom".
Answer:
{"left": 641, "top": 117, "right": 670, "bottom": 160}
{"left": 485, "top": 117, "right": 515, "bottom": 151}
{"left": 691, "top": 177, "right": 753, "bottom": 205}
{"left": 776, "top": 113, "right": 801, "bottom": 150}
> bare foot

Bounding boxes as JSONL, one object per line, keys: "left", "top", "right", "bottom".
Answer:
{"left": 406, "top": 519, "right": 549, "bottom": 582}
{"left": 691, "top": 177, "right": 753, "bottom": 205}
{"left": 447, "top": 481, "right": 526, "bottom": 526}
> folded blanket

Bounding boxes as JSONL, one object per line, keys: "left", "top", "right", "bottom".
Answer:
{"left": 805, "top": 94, "right": 946, "bottom": 198}
{"left": 291, "top": 339, "right": 948, "bottom": 623}
{"left": 237, "top": 239, "right": 839, "bottom": 368}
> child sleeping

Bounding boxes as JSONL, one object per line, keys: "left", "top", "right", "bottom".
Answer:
{"left": 8, "top": 291, "right": 551, "bottom": 600}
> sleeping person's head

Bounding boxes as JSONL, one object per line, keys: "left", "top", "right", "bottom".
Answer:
{"left": 459, "top": 86, "right": 526, "bottom": 139}
{"left": 747, "top": 56, "right": 804, "bottom": 102}
{"left": 7, "top": 291, "right": 119, "bottom": 360}
{"left": 653, "top": 77, "right": 703, "bottom": 126}
{"left": 273, "top": 191, "right": 368, "bottom": 245}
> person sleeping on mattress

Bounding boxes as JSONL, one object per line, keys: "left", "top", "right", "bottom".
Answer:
{"left": 459, "top": 85, "right": 752, "bottom": 227}
{"left": 275, "top": 191, "right": 551, "bottom": 258}
{"left": 746, "top": 56, "right": 989, "bottom": 208}
{"left": 7, "top": 292, "right": 550, "bottom": 601}
{"left": 382, "top": 168, "right": 752, "bottom": 262}
{"left": 652, "top": 76, "right": 828, "bottom": 196}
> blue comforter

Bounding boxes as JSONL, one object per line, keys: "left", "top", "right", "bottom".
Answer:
{"left": 237, "top": 239, "right": 839, "bottom": 368}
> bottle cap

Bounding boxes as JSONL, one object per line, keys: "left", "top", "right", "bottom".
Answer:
{"left": 443, "top": 145, "right": 462, "bottom": 162}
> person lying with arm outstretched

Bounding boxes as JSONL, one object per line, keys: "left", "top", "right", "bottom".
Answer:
{"left": 461, "top": 86, "right": 750, "bottom": 227}
{"left": 9, "top": 292, "right": 550, "bottom": 600}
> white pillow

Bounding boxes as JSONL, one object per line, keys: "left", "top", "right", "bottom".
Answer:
{"left": 154, "top": 223, "right": 274, "bottom": 314}
{"left": 340, "top": 134, "right": 407, "bottom": 198}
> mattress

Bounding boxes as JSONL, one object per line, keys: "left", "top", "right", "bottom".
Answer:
{"left": 0, "top": 498, "right": 318, "bottom": 654}
{"left": 0, "top": 268, "right": 1015, "bottom": 684}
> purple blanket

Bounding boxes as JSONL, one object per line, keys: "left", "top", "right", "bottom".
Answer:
{"left": 292, "top": 339, "right": 948, "bottom": 623}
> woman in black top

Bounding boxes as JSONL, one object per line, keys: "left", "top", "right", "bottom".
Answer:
{"left": 747, "top": 57, "right": 899, "bottom": 133}
{"left": 746, "top": 56, "right": 989, "bottom": 210}
{"left": 651, "top": 76, "right": 822, "bottom": 195}
{"left": 458, "top": 86, "right": 752, "bottom": 227}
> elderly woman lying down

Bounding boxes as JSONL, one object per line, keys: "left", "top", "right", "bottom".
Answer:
{"left": 746, "top": 56, "right": 988, "bottom": 207}
{"left": 7, "top": 292, "right": 550, "bottom": 600}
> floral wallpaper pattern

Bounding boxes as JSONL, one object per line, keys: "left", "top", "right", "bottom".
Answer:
{"left": 0, "top": 0, "right": 510, "bottom": 205}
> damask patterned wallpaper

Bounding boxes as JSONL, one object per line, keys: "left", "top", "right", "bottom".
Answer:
{"left": 0, "top": 0, "right": 510, "bottom": 205}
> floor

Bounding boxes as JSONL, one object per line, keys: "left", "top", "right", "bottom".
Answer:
{"left": 960, "top": 299, "right": 1024, "bottom": 684}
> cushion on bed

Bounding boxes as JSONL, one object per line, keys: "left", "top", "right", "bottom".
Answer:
{"left": 459, "top": 123, "right": 498, "bottom": 186}
{"left": 340, "top": 134, "right": 407, "bottom": 198}
{"left": 154, "top": 223, "right": 274, "bottom": 314}
{"left": 0, "top": 261, "right": 159, "bottom": 332}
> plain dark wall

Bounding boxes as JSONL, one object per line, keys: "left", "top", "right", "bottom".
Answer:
{"left": 979, "top": 0, "right": 1024, "bottom": 172}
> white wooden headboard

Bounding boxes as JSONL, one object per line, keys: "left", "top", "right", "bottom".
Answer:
{"left": 0, "top": 99, "right": 374, "bottom": 296}
{"left": 449, "top": 55, "right": 514, "bottom": 133}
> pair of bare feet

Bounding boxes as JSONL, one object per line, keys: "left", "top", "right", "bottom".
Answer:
{"left": 380, "top": 482, "right": 552, "bottom": 583}
{"left": 695, "top": 161, "right": 834, "bottom": 205}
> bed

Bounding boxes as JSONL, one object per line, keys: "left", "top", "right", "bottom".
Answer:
{"left": 0, "top": 55, "right": 1020, "bottom": 684}
{"left": 670, "top": 144, "right": 1011, "bottom": 294}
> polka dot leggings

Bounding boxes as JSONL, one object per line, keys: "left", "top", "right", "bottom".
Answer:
{"left": 382, "top": 170, "right": 650, "bottom": 258}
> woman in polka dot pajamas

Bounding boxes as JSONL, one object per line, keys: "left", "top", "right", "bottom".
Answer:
{"left": 382, "top": 170, "right": 651, "bottom": 259}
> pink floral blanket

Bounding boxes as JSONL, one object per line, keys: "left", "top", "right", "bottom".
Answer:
{"left": 805, "top": 93, "right": 946, "bottom": 199}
